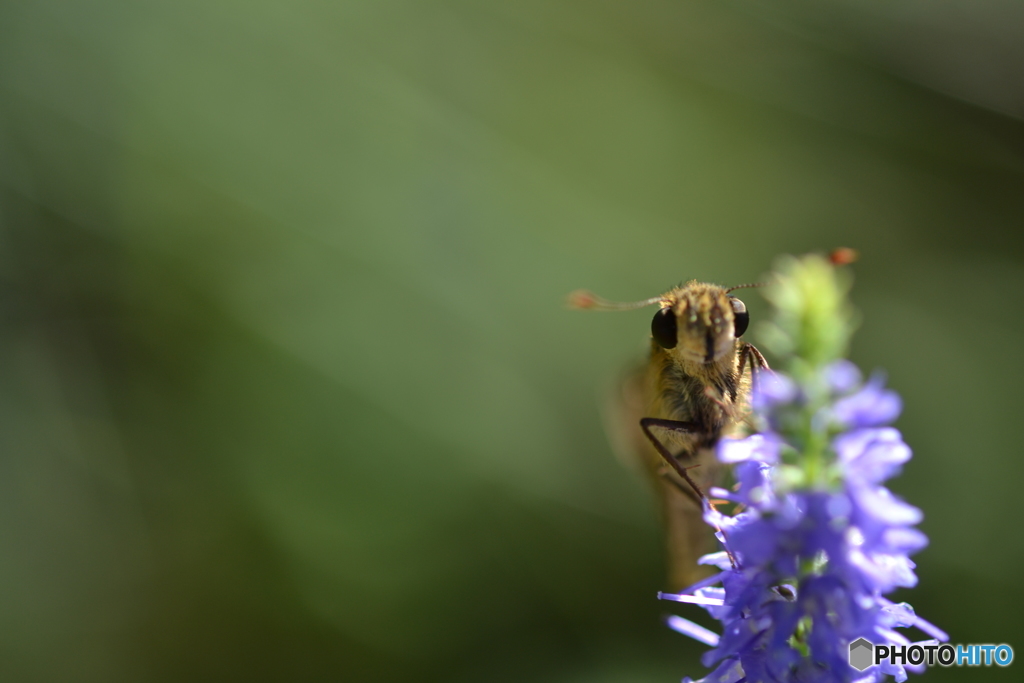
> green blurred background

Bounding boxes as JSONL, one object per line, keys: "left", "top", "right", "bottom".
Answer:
{"left": 1, "top": 1, "right": 1022, "bottom": 681}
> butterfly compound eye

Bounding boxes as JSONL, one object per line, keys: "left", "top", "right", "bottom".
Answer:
{"left": 729, "top": 297, "right": 749, "bottom": 337}
{"left": 651, "top": 307, "right": 678, "bottom": 349}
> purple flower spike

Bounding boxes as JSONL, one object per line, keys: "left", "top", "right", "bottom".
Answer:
{"left": 665, "top": 365, "right": 941, "bottom": 682}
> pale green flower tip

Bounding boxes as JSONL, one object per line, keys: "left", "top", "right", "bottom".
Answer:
{"left": 760, "top": 253, "right": 855, "bottom": 370}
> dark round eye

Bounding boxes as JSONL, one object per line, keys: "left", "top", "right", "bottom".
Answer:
{"left": 729, "top": 296, "right": 749, "bottom": 337}
{"left": 651, "top": 307, "right": 678, "bottom": 349}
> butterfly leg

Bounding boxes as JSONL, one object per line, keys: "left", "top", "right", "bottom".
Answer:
{"left": 736, "top": 342, "right": 770, "bottom": 399}
{"left": 639, "top": 418, "right": 709, "bottom": 504}
{"left": 640, "top": 416, "right": 738, "bottom": 571}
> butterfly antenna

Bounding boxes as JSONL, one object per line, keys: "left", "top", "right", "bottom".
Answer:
{"left": 567, "top": 289, "right": 663, "bottom": 311}
{"left": 725, "top": 282, "right": 767, "bottom": 293}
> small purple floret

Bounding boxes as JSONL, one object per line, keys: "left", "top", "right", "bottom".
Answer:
{"left": 833, "top": 374, "right": 902, "bottom": 429}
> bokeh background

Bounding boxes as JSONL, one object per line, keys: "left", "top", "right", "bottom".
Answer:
{"left": 2, "top": 1, "right": 1022, "bottom": 681}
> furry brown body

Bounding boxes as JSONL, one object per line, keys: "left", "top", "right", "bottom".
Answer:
{"left": 603, "top": 281, "right": 765, "bottom": 590}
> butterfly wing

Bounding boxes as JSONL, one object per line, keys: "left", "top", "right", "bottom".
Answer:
{"left": 603, "top": 363, "right": 721, "bottom": 591}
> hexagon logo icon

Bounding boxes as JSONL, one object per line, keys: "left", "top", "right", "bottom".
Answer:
{"left": 848, "top": 638, "right": 874, "bottom": 671}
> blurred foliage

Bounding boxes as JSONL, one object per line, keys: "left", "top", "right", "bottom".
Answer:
{"left": 1, "top": 1, "right": 1023, "bottom": 681}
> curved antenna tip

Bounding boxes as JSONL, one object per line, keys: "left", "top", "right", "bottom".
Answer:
{"left": 567, "top": 289, "right": 600, "bottom": 309}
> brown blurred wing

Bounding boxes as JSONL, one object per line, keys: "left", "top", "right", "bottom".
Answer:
{"left": 655, "top": 445, "right": 720, "bottom": 590}
{"left": 603, "top": 365, "right": 720, "bottom": 591}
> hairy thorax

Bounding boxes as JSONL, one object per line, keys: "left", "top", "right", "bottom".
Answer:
{"left": 646, "top": 339, "right": 749, "bottom": 454}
